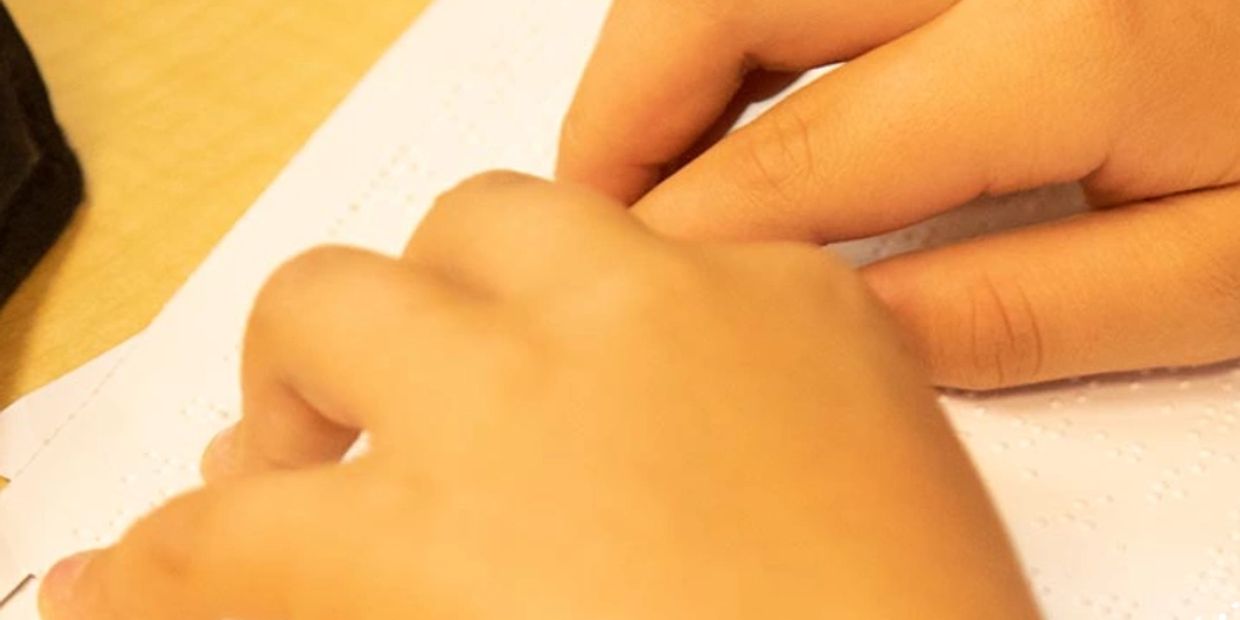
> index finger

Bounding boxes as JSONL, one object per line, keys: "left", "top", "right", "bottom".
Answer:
{"left": 202, "top": 246, "right": 491, "bottom": 481}
{"left": 556, "top": 0, "right": 957, "bottom": 204}
{"left": 556, "top": 0, "right": 747, "bottom": 203}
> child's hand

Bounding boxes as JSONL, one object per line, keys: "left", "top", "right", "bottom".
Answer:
{"left": 559, "top": 0, "right": 1240, "bottom": 389}
{"left": 40, "top": 173, "right": 1036, "bottom": 619}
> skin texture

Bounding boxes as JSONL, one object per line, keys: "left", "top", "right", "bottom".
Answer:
{"left": 558, "top": 0, "right": 1240, "bottom": 389}
{"left": 40, "top": 173, "right": 1038, "bottom": 619}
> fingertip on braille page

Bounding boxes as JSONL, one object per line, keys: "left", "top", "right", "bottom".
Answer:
{"left": 37, "top": 551, "right": 93, "bottom": 620}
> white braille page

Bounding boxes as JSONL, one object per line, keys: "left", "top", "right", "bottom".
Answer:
{"left": 0, "top": 340, "right": 136, "bottom": 481}
{"left": 1, "top": 1, "right": 1237, "bottom": 618}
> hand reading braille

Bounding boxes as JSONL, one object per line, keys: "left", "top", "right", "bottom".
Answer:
{"left": 40, "top": 173, "right": 1036, "bottom": 619}
{"left": 559, "top": 0, "right": 1240, "bottom": 389}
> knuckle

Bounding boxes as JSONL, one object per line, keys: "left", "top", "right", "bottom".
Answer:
{"left": 731, "top": 106, "right": 818, "bottom": 211}
{"left": 251, "top": 246, "right": 355, "bottom": 327}
{"left": 426, "top": 171, "right": 537, "bottom": 219}
{"left": 628, "top": 251, "right": 707, "bottom": 309}
{"left": 426, "top": 171, "right": 614, "bottom": 240}
{"left": 949, "top": 276, "right": 1047, "bottom": 390}
{"left": 460, "top": 313, "right": 546, "bottom": 375}
{"left": 582, "top": 248, "right": 708, "bottom": 320}
{"left": 448, "top": 170, "right": 535, "bottom": 196}
{"left": 1187, "top": 243, "right": 1240, "bottom": 337}
{"left": 1156, "top": 200, "right": 1240, "bottom": 347}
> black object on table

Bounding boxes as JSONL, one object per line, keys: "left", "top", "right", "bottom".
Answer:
{"left": 0, "top": 2, "right": 84, "bottom": 306}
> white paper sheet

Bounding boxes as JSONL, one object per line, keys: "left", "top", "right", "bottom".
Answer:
{"left": 0, "top": 341, "right": 136, "bottom": 616}
{"left": 0, "top": 339, "right": 136, "bottom": 481}
{"left": 1, "top": 1, "right": 1237, "bottom": 618}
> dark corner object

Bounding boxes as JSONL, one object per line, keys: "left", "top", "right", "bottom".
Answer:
{"left": 0, "top": 3, "right": 84, "bottom": 306}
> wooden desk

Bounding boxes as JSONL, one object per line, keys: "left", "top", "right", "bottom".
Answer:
{"left": 0, "top": 0, "right": 432, "bottom": 407}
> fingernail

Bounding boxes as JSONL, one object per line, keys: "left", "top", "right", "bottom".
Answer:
{"left": 38, "top": 551, "right": 94, "bottom": 619}
{"left": 201, "top": 425, "right": 240, "bottom": 482}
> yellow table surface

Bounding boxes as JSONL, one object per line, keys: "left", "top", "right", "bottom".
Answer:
{"left": 0, "top": 0, "right": 432, "bottom": 408}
